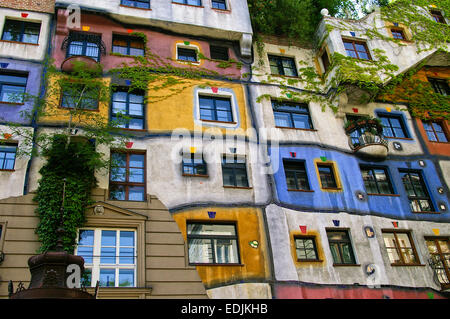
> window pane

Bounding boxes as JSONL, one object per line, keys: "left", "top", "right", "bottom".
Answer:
{"left": 187, "top": 223, "right": 236, "bottom": 236}
{"left": 112, "top": 101, "right": 127, "bottom": 114}
{"left": 234, "top": 167, "right": 249, "bottom": 187}
{"left": 79, "top": 230, "right": 94, "bottom": 246}
{"left": 110, "top": 167, "right": 126, "bottom": 182}
{"left": 222, "top": 167, "right": 236, "bottom": 186}
{"left": 188, "top": 238, "right": 213, "bottom": 263}
{"left": 128, "top": 186, "right": 145, "bottom": 201}
{"left": 341, "top": 243, "right": 355, "bottom": 263}
{"left": 119, "top": 247, "right": 135, "bottom": 264}
{"left": 361, "top": 169, "right": 378, "bottom": 193}
{"left": 129, "top": 168, "right": 144, "bottom": 183}
{"left": 274, "top": 112, "right": 292, "bottom": 127}
{"left": 129, "top": 118, "right": 144, "bottom": 129}
{"left": 99, "top": 269, "right": 116, "bottom": 287}
{"left": 120, "top": 231, "right": 134, "bottom": 247}
{"left": 292, "top": 113, "right": 311, "bottom": 129}
{"left": 129, "top": 154, "right": 145, "bottom": 168}
{"left": 119, "top": 269, "right": 134, "bottom": 287}
{"left": 109, "top": 184, "right": 125, "bottom": 200}
{"left": 329, "top": 243, "right": 342, "bottom": 263}
{"left": 214, "top": 239, "right": 239, "bottom": 263}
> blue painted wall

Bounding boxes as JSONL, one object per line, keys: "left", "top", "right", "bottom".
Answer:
{"left": 269, "top": 146, "right": 450, "bottom": 222}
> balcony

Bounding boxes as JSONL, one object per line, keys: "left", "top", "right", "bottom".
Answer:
{"left": 344, "top": 117, "right": 389, "bottom": 160}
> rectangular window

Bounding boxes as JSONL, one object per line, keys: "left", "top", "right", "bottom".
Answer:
{"left": 212, "top": 0, "right": 226, "bottom": 10}
{"left": 112, "top": 35, "right": 145, "bottom": 56}
{"left": 360, "top": 166, "right": 394, "bottom": 195}
{"left": 283, "top": 160, "right": 310, "bottom": 191}
{"left": 272, "top": 100, "right": 313, "bottom": 130}
{"left": 399, "top": 169, "right": 434, "bottom": 212}
{"left": 109, "top": 152, "right": 146, "bottom": 201}
{"left": 378, "top": 113, "right": 409, "bottom": 138}
{"left": 210, "top": 45, "right": 229, "bottom": 61}
{"left": 173, "top": 0, "right": 202, "bottom": 5}
{"left": 425, "top": 237, "right": 450, "bottom": 287}
{"left": 431, "top": 10, "right": 446, "bottom": 24}
{"left": 382, "top": 230, "right": 420, "bottom": 265}
{"left": 326, "top": 230, "right": 356, "bottom": 265}
{"left": 320, "top": 50, "right": 330, "bottom": 73}
{"left": 0, "top": 72, "right": 28, "bottom": 103}
{"left": 1, "top": 19, "right": 41, "bottom": 44}
{"left": 428, "top": 78, "right": 449, "bottom": 96}
{"left": 66, "top": 32, "right": 102, "bottom": 62}
{"left": 121, "top": 0, "right": 151, "bottom": 9}
{"left": 391, "top": 29, "right": 406, "bottom": 40}
{"left": 423, "top": 121, "right": 448, "bottom": 143}
{"left": 187, "top": 223, "right": 240, "bottom": 264}
{"left": 199, "top": 95, "right": 233, "bottom": 122}
{"left": 60, "top": 83, "right": 99, "bottom": 110}
{"left": 177, "top": 47, "right": 198, "bottom": 62}
{"left": 222, "top": 155, "right": 249, "bottom": 188}
{"left": 268, "top": 55, "right": 298, "bottom": 77}
{"left": 111, "top": 89, "right": 145, "bottom": 129}
{"left": 317, "top": 163, "right": 338, "bottom": 189}
{"left": 76, "top": 229, "right": 137, "bottom": 287}
{"left": 0, "top": 143, "right": 17, "bottom": 170}
{"left": 182, "top": 153, "right": 207, "bottom": 176}
{"left": 295, "top": 236, "right": 320, "bottom": 261}
{"left": 343, "top": 39, "right": 371, "bottom": 60}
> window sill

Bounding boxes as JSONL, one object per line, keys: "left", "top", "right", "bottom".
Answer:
{"left": 201, "top": 119, "right": 237, "bottom": 125}
{"left": 110, "top": 52, "right": 145, "bottom": 58}
{"left": 270, "top": 74, "right": 300, "bottom": 79}
{"left": 0, "top": 101, "right": 25, "bottom": 106}
{"left": 223, "top": 185, "right": 252, "bottom": 190}
{"left": 385, "top": 136, "right": 414, "bottom": 140}
{"left": 176, "top": 59, "right": 200, "bottom": 65}
{"left": 86, "top": 286, "right": 152, "bottom": 299}
{"left": 0, "top": 40, "right": 39, "bottom": 46}
{"left": 333, "top": 263, "right": 360, "bottom": 267}
{"left": 182, "top": 173, "right": 209, "bottom": 178}
{"left": 288, "top": 189, "right": 314, "bottom": 193}
{"left": 0, "top": 169, "right": 15, "bottom": 172}
{"left": 390, "top": 263, "right": 425, "bottom": 267}
{"left": 367, "top": 193, "right": 400, "bottom": 197}
{"left": 275, "top": 126, "right": 317, "bottom": 132}
{"left": 189, "top": 263, "right": 244, "bottom": 266}
{"left": 321, "top": 187, "right": 342, "bottom": 191}
{"left": 297, "top": 259, "right": 323, "bottom": 263}
{"left": 212, "top": 8, "right": 231, "bottom": 13}
{"left": 119, "top": 4, "right": 152, "bottom": 11}
{"left": 411, "top": 211, "right": 441, "bottom": 214}
{"left": 172, "top": 2, "right": 204, "bottom": 8}
{"left": 428, "top": 141, "right": 450, "bottom": 144}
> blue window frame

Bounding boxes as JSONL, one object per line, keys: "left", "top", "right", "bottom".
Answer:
{"left": 182, "top": 153, "right": 207, "bottom": 176}
{"left": 0, "top": 144, "right": 17, "bottom": 170}
{"left": 212, "top": 0, "right": 226, "bottom": 9}
{"left": 1, "top": 19, "right": 41, "bottom": 44}
{"left": 378, "top": 113, "right": 409, "bottom": 138}
{"left": 399, "top": 169, "right": 434, "bottom": 213}
{"left": 0, "top": 72, "right": 28, "bottom": 103}
{"left": 173, "top": 0, "right": 202, "bottom": 6}
{"left": 199, "top": 95, "right": 233, "bottom": 122}
{"left": 272, "top": 100, "right": 313, "bottom": 129}
{"left": 111, "top": 89, "right": 145, "bottom": 129}
{"left": 121, "top": 0, "right": 150, "bottom": 9}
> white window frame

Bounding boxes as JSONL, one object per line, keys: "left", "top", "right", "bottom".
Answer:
{"left": 75, "top": 228, "right": 137, "bottom": 288}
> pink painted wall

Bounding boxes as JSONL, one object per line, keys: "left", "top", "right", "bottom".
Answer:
{"left": 53, "top": 9, "right": 247, "bottom": 78}
{"left": 275, "top": 284, "right": 447, "bottom": 299}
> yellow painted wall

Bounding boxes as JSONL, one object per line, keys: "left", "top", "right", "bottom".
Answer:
{"left": 38, "top": 74, "right": 110, "bottom": 126}
{"left": 172, "top": 206, "right": 270, "bottom": 288}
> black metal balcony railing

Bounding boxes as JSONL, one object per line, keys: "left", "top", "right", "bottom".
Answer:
{"left": 428, "top": 256, "right": 450, "bottom": 290}
{"left": 350, "top": 131, "right": 389, "bottom": 151}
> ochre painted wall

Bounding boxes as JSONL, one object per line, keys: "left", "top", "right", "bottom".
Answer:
{"left": 172, "top": 207, "right": 270, "bottom": 289}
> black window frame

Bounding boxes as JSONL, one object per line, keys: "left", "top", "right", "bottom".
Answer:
{"left": 186, "top": 222, "right": 241, "bottom": 265}
{"left": 1, "top": 19, "right": 41, "bottom": 44}
{"left": 0, "top": 143, "right": 17, "bottom": 170}
{"left": 430, "top": 10, "right": 446, "bottom": 24}
{"left": 294, "top": 236, "right": 320, "bottom": 262}
{"left": 182, "top": 153, "right": 208, "bottom": 177}
{"left": 65, "top": 31, "right": 103, "bottom": 62}
{"left": 212, "top": 0, "right": 227, "bottom": 10}
{"left": 110, "top": 88, "right": 146, "bottom": 130}
{"left": 391, "top": 28, "right": 406, "bottom": 40}
{"left": 428, "top": 78, "right": 449, "bottom": 96}
{"left": 326, "top": 229, "right": 357, "bottom": 265}
{"left": 222, "top": 155, "right": 249, "bottom": 188}
{"left": 317, "top": 163, "right": 339, "bottom": 190}
{"left": 60, "top": 82, "right": 100, "bottom": 111}
{"left": 199, "top": 95, "right": 234, "bottom": 123}
{"left": 272, "top": 100, "right": 313, "bottom": 130}
{"left": 320, "top": 50, "right": 330, "bottom": 73}
{"left": 120, "top": 0, "right": 151, "bottom": 9}
{"left": 0, "top": 71, "right": 28, "bottom": 104}
{"left": 399, "top": 169, "right": 434, "bottom": 213}
{"left": 360, "top": 165, "right": 395, "bottom": 195}
{"left": 378, "top": 113, "right": 409, "bottom": 138}
{"left": 268, "top": 55, "right": 298, "bottom": 77}
{"left": 112, "top": 34, "right": 145, "bottom": 57}
{"left": 210, "top": 45, "right": 229, "bottom": 61}
{"left": 177, "top": 47, "right": 198, "bottom": 62}
{"left": 283, "top": 159, "right": 311, "bottom": 191}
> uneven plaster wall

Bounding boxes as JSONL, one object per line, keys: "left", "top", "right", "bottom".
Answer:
{"left": 265, "top": 204, "right": 449, "bottom": 291}
{"left": 0, "top": 0, "right": 54, "bottom": 13}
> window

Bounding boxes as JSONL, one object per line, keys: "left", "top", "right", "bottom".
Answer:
{"left": 320, "top": 50, "right": 330, "bottom": 73}
{"left": 317, "top": 163, "right": 338, "bottom": 189}
{"left": 199, "top": 95, "right": 233, "bottom": 122}
{"left": 0, "top": 72, "right": 27, "bottom": 103}
{"left": 326, "top": 230, "right": 356, "bottom": 265}
{"left": 346, "top": 114, "right": 367, "bottom": 145}
{"left": 65, "top": 32, "right": 103, "bottom": 62}
{"left": 399, "top": 169, "right": 434, "bottom": 212}
{"left": 283, "top": 160, "right": 310, "bottom": 191}
{"left": 0, "top": 143, "right": 17, "bottom": 170}
{"left": 182, "top": 153, "right": 207, "bottom": 176}
{"left": 378, "top": 113, "right": 409, "bottom": 138}
{"left": 121, "top": 0, "right": 150, "bottom": 9}
{"left": 111, "top": 89, "right": 145, "bottom": 129}
{"left": 212, "top": 0, "right": 226, "bottom": 10}
{"left": 431, "top": 10, "right": 446, "bottom": 24}
{"left": 173, "top": 0, "right": 202, "bottom": 5}
{"left": 268, "top": 55, "right": 298, "bottom": 77}
{"left": 76, "top": 229, "right": 137, "bottom": 287}
{"left": 60, "top": 83, "right": 99, "bottom": 110}
{"left": 177, "top": 47, "right": 198, "bottom": 62}
{"left": 210, "top": 45, "right": 229, "bottom": 61}
{"left": 222, "top": 155, "right": 249, "bottom": 188}
{"left": 343, "top": 39, "right": 371, "bottom": 60}
{"left": 112, "top": 35, "right": 145, "bottom": 56}
{"left": 425, "top": 237, "right": 450, "bottom": 287}
{"left": 423, "top": 121, "right": 448, "bottom": 143}
{"left": 428, "top": 78, "right": 449, "bottom": 96}
{"left": 109, "top": 152, "right": 146, "bottom": 201}
{"left": 1, "top": 19, "right": 41, "bottom": 44}
{"left": 360, "top": 166, "right": 394, "bottom": 195}
{"left": 295, "top": 236, "right": 320, "bottom": 261}
{"left": 391, "top": 28, "right": 406, "bottom": 40}
{"left": 187, "top": 223, "right": 240, "bottom": 264}
{"left": 382, "top": 230, "right": 420, "bottom": 265}
{"left": 272, "top": 100, "right": 313, "bottom": 130}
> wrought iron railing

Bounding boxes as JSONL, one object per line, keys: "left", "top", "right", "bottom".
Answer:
{"left": 428, "top": 256, "right": 450, "bottom": 290}
{"left": 349, "top": 131, "right": 389, "bottom": 151}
